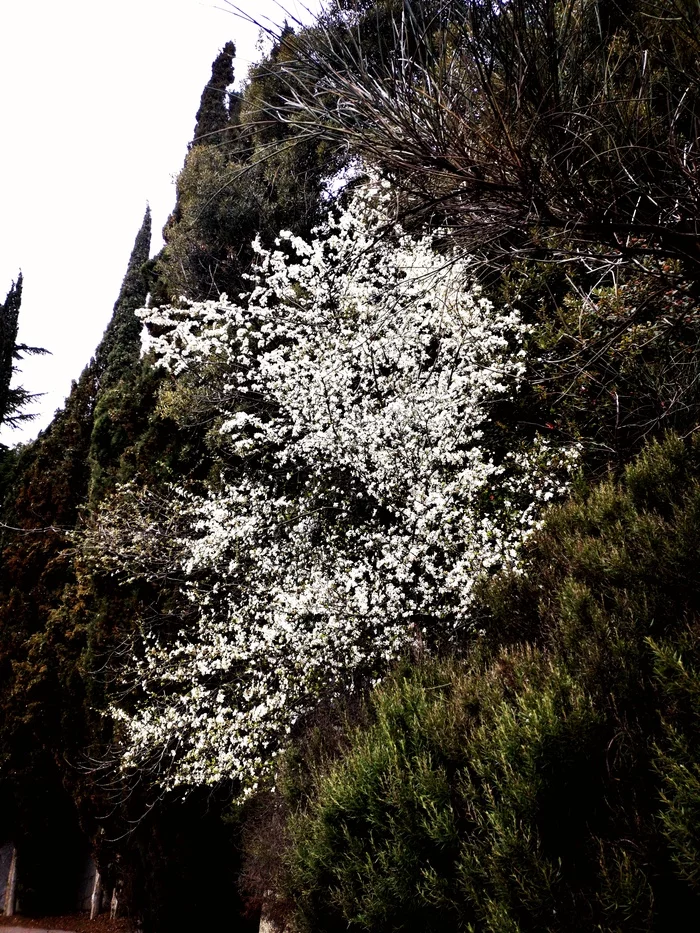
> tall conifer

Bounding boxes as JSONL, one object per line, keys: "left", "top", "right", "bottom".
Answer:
{"left": 87, "top": 207, "right": 153, "bottom": 501}
{"left": 191, "top": 41, "right": 236, "bottom": 147}
{"left": 0, "top": 275, "right": 47, "bottom": 429}
{"left": 95, "top": 206, "right": 151, "bottom": 391}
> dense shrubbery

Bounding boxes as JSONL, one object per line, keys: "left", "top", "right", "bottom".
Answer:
{"left": 280, "top": 0, "right": 700, "bottom": 273}
{"left": 3, "top": 3, "right": 700, "bottom": 931}
{"left": 494, "top": 258, "right": 700, "bottom": 471}
{"left": 269, "top": 433, "right": 700, "bottom": 932}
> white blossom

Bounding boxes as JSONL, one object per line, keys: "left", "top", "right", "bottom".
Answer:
{"left": 101, "top": 177, "right": 577, "bottom": 795}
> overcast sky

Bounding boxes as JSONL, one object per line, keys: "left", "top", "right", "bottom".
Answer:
{"left": 0, "top": 0, "right": 317, "bottom": 445}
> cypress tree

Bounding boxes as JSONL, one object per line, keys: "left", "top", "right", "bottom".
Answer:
{"left": 191, "top": 41, "right": 236, "bottom": 147}
{"left": 88, "top": 207, "right": 154, "bottom": 500}
{"left": 0, "top": 274, "right": 47, "bottom": 429}
{"left": 0, "top": 276, "right": 22, "bottom": 427}
{"left": 95, "top": 205, "right": 151, "bottom": 391}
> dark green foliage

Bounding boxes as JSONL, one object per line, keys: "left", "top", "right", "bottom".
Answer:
{"left": 481, "top": 432, "right": 700, "bottom": 650}
{"left": 0, "top": 274, "right": 47, "bottom": 429}
{"left": 88, "top": 360, "right": 178, "bottom": 504}
{"left": 0, "top": 276, "right": 24, "bottom": 428}
{"left": 271, "top": 434, "right": 700, "bottom": 932}
{"left": 86, "top": 207, "right": 210, "bottom": 503}
{"left": 94, "top": 206, "right": 151, "bottom": 391}
{"left": 652, "top": 632, "right": 700, "bottom": 891}
{"left": 192, "top": 41, "right": 236, "bottom": 148}
{"left": 153, "top": 31, "right": 333, "bottom": 303}
{"left": 494, "top": 259, "right": 700, "bottom": 473}
{"left": 0, "top": 363, "right": 102, "bottom": 911}
{"left": 275, "top": 0, "right": 700, "bottom": 275}
{"left": 0, "top": 212, "right": 159, "bottom": 919}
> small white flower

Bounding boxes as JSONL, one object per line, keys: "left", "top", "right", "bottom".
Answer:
{"left": 107, "top": 169, "right": 577, "bottom": 795}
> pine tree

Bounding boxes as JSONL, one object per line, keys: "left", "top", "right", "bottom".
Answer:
{"left": 191, "top": 41, "right": 236, "bottom": 147}
{"left": 0, "top": 275, "right": 47, "bottom": 429}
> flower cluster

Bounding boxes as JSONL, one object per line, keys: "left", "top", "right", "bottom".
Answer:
{"left": 101, "top": 179, "right": 577, "bottom": 793}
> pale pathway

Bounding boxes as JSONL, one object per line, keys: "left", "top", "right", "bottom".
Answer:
{"left": 1, "top": 927, "right": 75, "bottom": 933}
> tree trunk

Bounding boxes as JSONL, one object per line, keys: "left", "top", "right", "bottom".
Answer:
{"left": 3, "top": 846, "right": 17, "bottom": 917}
{"left": 90, "top": 868, "right": 101, "bottom": 920}
{"left": 259, "top": 898, "right": 281, "bottom": 933}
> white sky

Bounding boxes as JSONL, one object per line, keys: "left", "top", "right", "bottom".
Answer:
{"left": 0, "top": 0, "right": 317, "bottom": 445}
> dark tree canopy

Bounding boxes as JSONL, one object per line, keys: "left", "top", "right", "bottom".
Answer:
{"left": 5, "top": 8, "right": 700, "bottom": 931}
{"left": 155, "top": 29, "right": 330, "bottom": 303}
{"left": 277, "top": 0, "right": 700, "bottom": 275}
{"left": 95, "top": 205, "right": 152, "bottom": 391}
{"left": 0, "top": 274, "right": 47, "bottom": 430}
{"left": 192, "top": 41, "right": 236, "bottom": 147}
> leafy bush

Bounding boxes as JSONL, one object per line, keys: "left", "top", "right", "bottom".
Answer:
{"left": 273, "top": 433, "right": 700, "bottom": 932}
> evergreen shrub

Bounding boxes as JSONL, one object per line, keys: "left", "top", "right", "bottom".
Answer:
{"left": 275, "top": 433, "right": 700, "bottom": 932}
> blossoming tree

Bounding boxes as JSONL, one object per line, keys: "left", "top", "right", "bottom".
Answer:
{"left": 89, "top": 178, "right": 576, "bottom": 795}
